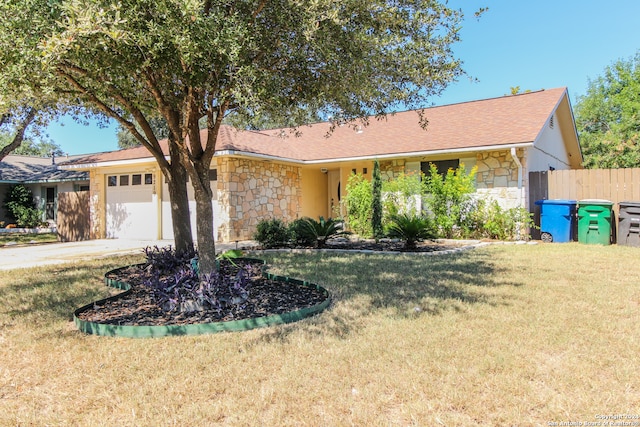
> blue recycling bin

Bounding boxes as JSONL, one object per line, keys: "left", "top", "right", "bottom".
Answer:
{"left": 535, "top": 199, "right": 577, "bottom": 243}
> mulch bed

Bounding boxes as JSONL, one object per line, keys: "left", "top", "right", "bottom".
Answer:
{"left": 77, "top": 239, "right": 466, "bottom": 327}
{"left": 77, "top": 260, "right": 328, "bottom": 327}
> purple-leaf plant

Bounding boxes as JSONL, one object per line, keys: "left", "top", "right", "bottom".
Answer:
{"left": 141, "top": 246, "right": 257, "bottom": 313}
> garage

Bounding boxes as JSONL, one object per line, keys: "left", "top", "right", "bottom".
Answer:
{"left": 105, "top": 172, "right": 158, "bottom": 240}
{"left": 160, "top": 170, "right": 221, "bottom": 241}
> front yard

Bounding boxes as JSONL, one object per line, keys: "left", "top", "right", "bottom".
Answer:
{"left": 1, "top": 243, "right": 639, "bottom": 425}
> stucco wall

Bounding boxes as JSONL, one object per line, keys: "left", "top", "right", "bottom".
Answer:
{"left": 217, "top": 158, "right": 302, "bottom": 241}
{"left": 300, "top": 168, "right": 328, "bottom": 218}
{"left": 527, "top": 113, "right": 572, "bottom": 171}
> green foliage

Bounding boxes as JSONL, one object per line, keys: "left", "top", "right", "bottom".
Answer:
{"left": 252, "top": 218, "right": 290, "bottom": 249}
{"left": 371, "top": 160, "right": 383, "bottom": 240}
{"left": 385, "top": 213, "right": 436, "bottom": 249}
{"left": 298, "top": 216, "right": 350, "bottom": 248}
{"left": 13, "top": 138, "right": 64, "bottom": 157}
{"left": 345, "top": 173, "right": 373, "bottom": 238}
{"left": 574, "top": 51, "right": 640, "bottom": 168}
{"left": 288, "top": 218, "right": 316, "bottom": 247}
{"left": 4, "top": 184, "right": 34, "bottom": 209}
{"left": 423, "top": 164, "right": 477, "bottom": 238}
{"left": 10, "top": 205, "right": 44, "bottom": 228}
{"left": 117, "top": 116, "right": 170, "bottom": 149}
{"left": 3, "top": 184, "right": 43, "bottom": 227}
{"left": 381, "top": 171, "right": 423, "bottom": 220}
{"left": 462, "top": 198, "right": 536, "bottom": 241}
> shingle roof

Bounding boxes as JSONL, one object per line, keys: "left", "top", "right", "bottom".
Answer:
{"left": 0, "top": 155, "right": 89, "bottom": 183}
{"left": 63, "top": 87, "right": 574, "bottom": 166}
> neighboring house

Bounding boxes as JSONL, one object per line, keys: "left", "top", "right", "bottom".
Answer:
{"left": 61, "top": 87, "right": 582, "bottom": 242}
{"left": 0, "top": 154, "right": 89, "bottom": 225}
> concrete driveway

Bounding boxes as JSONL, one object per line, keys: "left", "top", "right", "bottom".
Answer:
{"left": 0, "top": 239, "right": 255, "bottom": 270}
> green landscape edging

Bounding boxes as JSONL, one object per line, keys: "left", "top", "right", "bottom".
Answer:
{"left": 73, "top": 259, "right": 331, "bottom": 338}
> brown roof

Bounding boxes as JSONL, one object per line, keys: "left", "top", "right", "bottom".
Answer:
{"left": 63, "top": 87, "right": 573, "bottom": 166}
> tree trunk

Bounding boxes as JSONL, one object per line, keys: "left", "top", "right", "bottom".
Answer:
{"left": 192, "top": 165, "right": 216, "bottom": 275}
{"left": 166, "top": 144, "right": 195, "bottom": 256}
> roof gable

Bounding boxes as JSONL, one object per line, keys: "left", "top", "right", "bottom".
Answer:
{"left": 63, "top": 87, "right": 581, "bottom": 167}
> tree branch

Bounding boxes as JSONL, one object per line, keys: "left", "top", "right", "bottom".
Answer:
{"left": 0, "top": 107, "right": 37, "bottom": 161}
{"left": 143, "top": 68, "right": 183, "bottom": 141}
{"left": 57, "top": 68, "right": 171, "bottom": 171}
{"left": 253, "top": 0, "right": 268, "bottom": 20}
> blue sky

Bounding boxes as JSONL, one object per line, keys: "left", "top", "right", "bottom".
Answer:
{"left": 45, "top": 0, "right": 640, "bottom": 155}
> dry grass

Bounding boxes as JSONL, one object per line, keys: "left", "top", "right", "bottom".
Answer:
{"left": 0, "top": 232, "right": 57, "bottom": 246}
{"left": 1, "top": 244, "right": 640, "bottom": 426}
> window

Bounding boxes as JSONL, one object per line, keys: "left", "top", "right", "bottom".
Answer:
{"left": 79, "top": 185, "right": 90, "bottom": 191}
{"left": 209, "top": 169, "right": 217, "bottom": 181}
{"left": 421, "top": 159, "right": 460, "bottom": 176}
{"left": 132, "top": 174, "right": 142, "bottom": 185}
{"left": 119, "top": 175, "right": 129, "bottom": 186}
{"left": 363, "top": 168, "right": 368, "bottom": 174}
{"left": 108, "top": 176, "right": 117, "bottom": 187}
{"left": 144, "top": 173, "right": 153, "bottom": 185}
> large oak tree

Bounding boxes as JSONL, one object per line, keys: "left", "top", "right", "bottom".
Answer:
{"left": 2, "top": 0, "right": 473, "bottom": 274}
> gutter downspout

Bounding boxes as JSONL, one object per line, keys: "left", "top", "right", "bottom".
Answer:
{"left": 510, "top": 147, "right": 526, "bottom": 240}
{"left": 510, "top": 147, "right": 523, "bottom": 206}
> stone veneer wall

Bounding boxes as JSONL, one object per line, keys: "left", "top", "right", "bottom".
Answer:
{"left": 378, "top": 159, "right": 406, "bottom": 180}
{"left": 380, "top": 150, "right": 528, "bottom": 209}
{"left": 475, "top": 149, "right": 527, "bottom": 208}
{"left": 216, "top": 158, "right": 302, "bottom": 242}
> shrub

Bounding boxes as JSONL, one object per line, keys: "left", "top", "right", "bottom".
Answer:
{"left": 288, "top": 218, "right": 316, "bottom": 246}
{"left": 385, "top": 213, "right": 436, "bottom": 249}
{"left": 298, "top": 216, "right": 350, "bottom": 248}
{"left": 344, "top": 173, "right": 372, "bottom": 237}
{"left": 3, "top": 184, "right": 43, "bottom": 228}
{"left": 11, "top": 205, "right": 45, "bottom": 228}
{"left": 462, "top": 198, "right": 537, "bottom": 241}
{"left": 381, "top": 171, "right": 423, "bottom": 221}
{"left": 253, "top": 218, "right": 290, "bottom": 248}
{"left": 423, "top": 164, "right": 477, "bottom": 238}
{"left": 371, "top": 160, "right": 383, "bottom": 240}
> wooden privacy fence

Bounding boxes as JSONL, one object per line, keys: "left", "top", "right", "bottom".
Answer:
{"left": 529, "top": 168, "right": 640, "bottom": 240}
{"left": 57, "top": 191, "right": 91, "bottom": 242}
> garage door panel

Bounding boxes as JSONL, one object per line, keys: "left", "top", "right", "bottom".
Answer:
{"left": 106, "top": 180, "right": 157, "bottom": 240}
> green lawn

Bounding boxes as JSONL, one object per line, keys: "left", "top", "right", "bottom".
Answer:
{"left": 0, "top": 232, "right": 57, "bottom": 246}
{"left": 1, "top": 243, "right": 639, "bottom": 426}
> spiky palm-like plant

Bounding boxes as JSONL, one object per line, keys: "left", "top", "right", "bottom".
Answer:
{"left": 386, "top": 213, "right": 435, "bottom": 249}
{"left": 299, "top": 216, "right": 350, "bottom": 248}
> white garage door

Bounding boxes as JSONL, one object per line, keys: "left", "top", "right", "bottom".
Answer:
{"left": 106, "top": 173, "right": 158, "bottom": 240}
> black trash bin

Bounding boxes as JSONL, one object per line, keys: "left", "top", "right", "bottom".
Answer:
{"left": 618, "top": 201, "right": 640, "bottom": 247}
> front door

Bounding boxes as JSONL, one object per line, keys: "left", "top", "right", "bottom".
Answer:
{"left": 328, "top": 170, "right": 341, "bottom": 218}
{"left": 45, "top": 187, "right": 56, "bottom": 221}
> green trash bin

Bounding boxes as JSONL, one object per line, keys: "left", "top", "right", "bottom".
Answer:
{"left": 577, "top": 199, "right": 614, "bottom": 245}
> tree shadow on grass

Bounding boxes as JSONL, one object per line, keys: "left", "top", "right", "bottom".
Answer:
{"left": 0, "top": 260, "right": 132, "bottom": 330}
{"left": 252, "top": 247, "right": 525, "bottom": 343}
